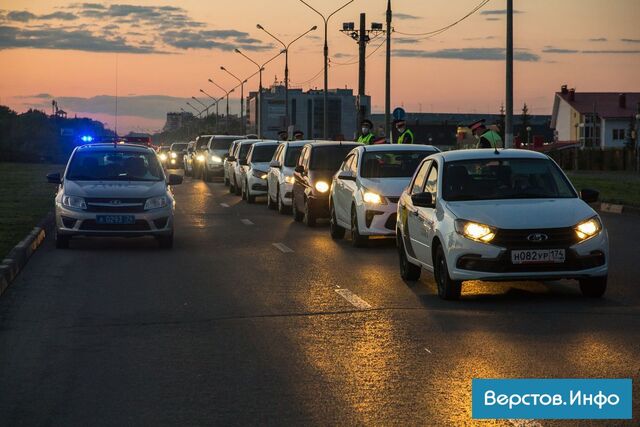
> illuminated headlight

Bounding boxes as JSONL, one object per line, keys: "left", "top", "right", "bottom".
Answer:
{"left": 284, "top": 175, "right": 295, "bottom": 184}
{"left": 315, "top": 181, "right": 329, "bottom": 193}
{"left": 196, "top": 154, "right": 205, "bottom": 162}
{"left": 144, "top": 196, "right": 168, "bottom": 210}
{"left": 61, "top": 195, "right": 86, "bottom": 210}
{"left": 159, "top": 153, "right": 168, "bottom": 161}
{"left": 455, "top": 219, "right": 496, "bottom": 243}
{"left": 363, "top": 190, "right": 385, "bottom": 204}
{"left": 574, "top": 216, "right": 602, "bottom": 241}
{"left": 211, "top": 155, "right": 222, "bottom": 163}
{"left": 170, "top": 152, "right": 177, "bottom": 159}
{"left": 252, "top": 169, "right": 268, "bottom": 180}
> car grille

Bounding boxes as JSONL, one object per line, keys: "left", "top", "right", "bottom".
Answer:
{"left": 85, "top": 198, "right": 146, "bottom": 213}
{"left": 80, "top": 220, "right": 150, "bottom": 231}
{"left": 457, "top": 250, "right": 605, "bottom": 273}
{"left": 491, "top": 227, "right": 579, "bottom": 249}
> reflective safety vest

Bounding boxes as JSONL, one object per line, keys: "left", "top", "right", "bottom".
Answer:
{"left": 477, "top": 130, "right": 503, "bottom": 148}
{"left": 397, "top": 129, "right": 414, "bottom": 144}
{"left": 357, "top": 133, "right": 374, "bottom": 144}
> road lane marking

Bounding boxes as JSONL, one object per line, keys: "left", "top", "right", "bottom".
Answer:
{"left": 424, "top": 347, "right": 432, "bottom": 354}
{"left": 335, "top": 289, "right": 371, "bottom": 310}
{"left": 220, "top": 203, "right": 230, "bottom": 208}
{"left": 272, "top": 243, "right": 294, "bottom": 253}
{"left": 240, "top": 219, "right": 254, "bottom": 225}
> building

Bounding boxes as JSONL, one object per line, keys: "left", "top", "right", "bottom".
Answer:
{"left": 163, "top": 111, "right": 194, "bottom": 132}
{"left": 551, "top": 85, "right": 640, "bottom": 148}
{"left": 247, "top": 84, "right": 369, "bottom": 140}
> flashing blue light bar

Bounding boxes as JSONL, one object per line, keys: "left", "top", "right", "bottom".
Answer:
{"left": 81, "top": 135, "right": 94, "bottom": 142}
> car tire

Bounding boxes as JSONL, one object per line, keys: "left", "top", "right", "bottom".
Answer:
{"left": 434, "top": 245, "right": 462, "bottom": 300}
{"left": 267, "top": 185, "right": 276, "bottom": 210}
{"left": 277, "top": 188, "right": 290, "bottom": 214}
{"left": 157, "top": 233, "right": 173, "bottom": 249}
{"left": 330, "top": 203, "right": 345, "bottom": 239}
{"left": 397, "top": 233, "right": 421, "bottom": 281}
{"left": 55, "top": 230, "right": 70, "bottom": 249}
{"left": 303, "top": 197, "right": 316, "bottom": 227}
{"left": 579, "top": 276, "right": 607, "bottom": 298}
{"left": 350, "top": 206, "right": 368, "bottom": 247}
{"left": 292, "top": 196, "right": 304, "bottom": 222}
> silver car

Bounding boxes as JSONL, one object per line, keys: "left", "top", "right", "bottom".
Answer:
{"left": 47, "top": 143, "right": 183, "bottom": 249}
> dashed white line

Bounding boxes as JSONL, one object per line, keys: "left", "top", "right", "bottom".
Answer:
{"left": 272, "top": 243, "right": 294, "bottom": 253}
{"left": 335, "top": 289, "right": 372, "bottom": 310}
{"left": 220, "top": 203, "right": 230, "bottom": 208}
{"left": 424, "top": 347, "right": 432, "bottom": 354}
{"left": 240, "top": 219, "right": 254, "bottom": 225}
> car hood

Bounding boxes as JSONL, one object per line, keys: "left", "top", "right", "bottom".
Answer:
{"left": 359, "top": 177, "right": 410, "bottom": 197}
{"left": 445, "top": 198, "right": 596, "bottom": 229}
{"left": 250, "top": 162, "right": 270, "bottom": 173}
{"left": 64, "top": 180, "right": 166, "bottom": 198}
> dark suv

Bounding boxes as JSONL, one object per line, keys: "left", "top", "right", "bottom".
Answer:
{"left": 292, "top": 141, "right": 362, "bottom": 226}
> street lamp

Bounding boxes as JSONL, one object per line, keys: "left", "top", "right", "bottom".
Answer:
{"left": 256, "top": 24, "right": 317, "bottom": 132}
{"left": 298, "top": 0, "right": 354, "bottom": 138}
{"left": 185, "top": 102, "right": 202, "bottom": 118}
{"left": 220, "top": 66, "right": 248, "bottom": 135}
{"left": 635, "top": 112, "right": 640, "bottom": 173}
{"left": 208, "top": 78, "right": 235, "bottom": 132}
{"left": 235, "top": 48, "right": 286, "bottom": 137}
{"left": 192, "top": 96, "right": 208, "bottom": 117}
{"left": 526, "top": 126, "right": 532, "bottom": 146}
{"left": 200, "top": 89, "right": 220, "bottom": 133}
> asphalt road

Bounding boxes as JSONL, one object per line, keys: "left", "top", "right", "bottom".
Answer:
{"left": 1, "top": 175, "right": 639, "bottom": 426}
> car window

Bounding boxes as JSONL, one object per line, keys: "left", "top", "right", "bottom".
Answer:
{"left": 170, "top": 143, "right": 188, "bottom": 151}
{"left": 309, "top": 145, "right": 355, "bottom": 171}
{"left": 350, "top": 153, "right": 359, "bottom": 174}
{"left": 425, "top": 163, "right": 438, "bottom": 198}
{"left": 210, "top": 137, "right": 235, "bottom": 150}
{"left": 341, "top": 154, "right": 354, "bottom": 172}
{"left": 238, "top": 143, "right": 254, "bottom": 160}
{"left": 410, "top": 160, "right": 431, "bottom": 195}
{"left": 196, "top": 137, "right": 210, "bottom": 150}
{"left": 360, "top": 150, "right": 435, "bottom": 178}
{"left": 284, "top": 146, "right": 303, "bottom": 167}
{"left": 250, "top": 145, "right": 278, "bottom": 163}
{"left": 66, "top": 150, "right": 164, "bottom": 182}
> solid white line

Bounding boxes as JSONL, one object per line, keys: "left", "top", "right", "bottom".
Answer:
{"left": 272, "top": 243, "right": 294, "bottom": 253}
{"left": 220, "top": 203, "right": 230, "bottom": 208}
{"left": 240, "top": 219, "right": 254, "bottom": 225}
{"left": 335, "top": 289, "right": 372, "bottom": 310}
{"left": 424, "top": 348, "right": 432, "bottom": 354}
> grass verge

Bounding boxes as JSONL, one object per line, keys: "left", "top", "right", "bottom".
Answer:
{"left": 566, "top": 171, "right": 640, "bottom": 207}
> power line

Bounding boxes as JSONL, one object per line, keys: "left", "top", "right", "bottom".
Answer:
{"left": 393, "top": 0, "right": 491, "bottom": 38}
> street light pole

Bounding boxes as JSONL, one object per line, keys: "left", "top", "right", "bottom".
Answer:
{"left": 200, "top": 89, "right": 219, "bottom": 133}
{"left": 221, "top": 66, "right": 246, "bottom": 135}
{"left": 257, "top": 25, "right": 316, "bottom": 133}
{"left": 298, "top": 0, "right": 353, "bottom": 139}
{"left": 192, "top": 97, "right": 208, "bottom": 117}
{"left": 385, "top": 0, "right": 392, "bottom": 142}
{"left": 186, "top": 102, "right": 202, "bottom": 118}
{"left": 505, "top": 0, "right": 514, "bottom": 148}
{"left": 208, "top": 79, "right": 234, "bottom": 132}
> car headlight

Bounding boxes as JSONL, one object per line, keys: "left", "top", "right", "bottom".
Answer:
{"left": 62, "top": 195, "right": 86, "bottom": 210}
{"left": 574, "top": 216, "right": 602, "bottom": 241}
{"left": 211, "top": 155, "right": 222, "bottom": 163}
{"left": 315, "top": 181, "right": 329, "bottom": 193}
{"left": 252, "top": 169, "right": 268, "bottom": 180}
{"left": 170, "top": 152, "right": 177, "bottom": 159}
{"left": 159, "top": 153, "right": 168, "bottom": 161}
{"left": 284, "top": 175, "right": 295, "bottom": 184}
{"left": 363, "top": 190, "right": 385, "bottom": 205}
{"left": 196, "top": 154, "right": 205, "bottom": 162}
{"left": 455, "top": 219, "right": 496, "bottom": 243}
{"left": 144, "top": 196, "right": 168, "bottom": 210}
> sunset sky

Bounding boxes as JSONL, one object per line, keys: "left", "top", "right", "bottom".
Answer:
{"left": 1, "top": 0, "right": 639, "bottom": 133}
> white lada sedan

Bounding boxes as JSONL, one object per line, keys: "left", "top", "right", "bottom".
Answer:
{"left": 47, "top": 143, "right": 182, "bottom": 249}
{"left": 396, "top": 149, "right": 608, "bottom": 300}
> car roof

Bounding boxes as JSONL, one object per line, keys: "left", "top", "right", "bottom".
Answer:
{"left": 360, "top": 144, "right": 439, "bottom": 152}
{"left": 236, "top": 139, "right": 260, "bottom": 146}
{"left": 251, "top": 140, "right": 279, "bottom": 147}
{"left": 76, "top": 143, "right": 154, "bottom": 152}
{"left": 304, "top": 140, "right": 362, "bottom": 148}
{"left": 283, "top": 141, "right": 308, "bottom": 148}
{"left": 434, "top": 148, "right": 549, "bottom": 162}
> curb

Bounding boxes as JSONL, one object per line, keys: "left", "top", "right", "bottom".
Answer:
{"left": 598, "top": 203, "right": 640, "bottom": 216}
{"left": 0, "top": 211, "right": 55, "bottom": 297}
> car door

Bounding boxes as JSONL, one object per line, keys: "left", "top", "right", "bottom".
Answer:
{"left": 418, "top": 161, "right": 439, "bottom": 268}
{"left": 405, "top": 160, "right": 431, "bottom": 263}
{"left": 293, "top": 146, "right": 309, "bottom": 211}
{"left": 333, "top": 154, "right": 355, "bottom": 224}
{"left": 270, "top": 144, "right": 284, "bottom": 200}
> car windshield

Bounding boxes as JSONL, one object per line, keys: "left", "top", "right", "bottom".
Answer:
{"left": 196, "top": 137, "right": 210, "bottom": 149}
{"left": 310, "top": 146, "right": 356, "bottom": 170}
{"left": 361, "top": 150, "right": 436, "bottom": 178}
{"left": 442, "top": 158, "right": 577, "bottom": 201}
{"left": 211, "top": 137, "right": 236, "bottom": 150}
{"left": 238, "top": 143, "right": 254, "bottom": 160}
{"left": 251, "top": 145, "right": 278, "bottom": 163}
{"left": 158, "top": 146, "right": 170, "bottom": 152}
{"left": 66, "top": 150, "right": 164, "bottom": 181}
{"left": 284, "top": 146, "right": 303, "bottom": 167}
{"left": 170, "top": 143, "right": 188, "bottom": 151}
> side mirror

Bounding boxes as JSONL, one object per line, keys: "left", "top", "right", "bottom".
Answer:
{"left": 411, "top": 192, "right": 434, "bottom": 208}
{"left": 294, "top": 165, "right": 305, "bottom": 174}
{"left": 270, "top": 160, "right": 281, "bottom": 169}
{"left": 580, "top": 188, "right": 599, "bottom": 204}
{"left": 168, "top": 174, "right": 183, "bottom": 185}
{"left": 47, "top": 172, "right": 61, "bottom": 184}
{"left": 239, "top": 159, "right": 248, "bottom": 166}
{"left": 337, "top": 171, "right": 356, "bottom": 181}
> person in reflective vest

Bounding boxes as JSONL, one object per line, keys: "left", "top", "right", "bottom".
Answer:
{"left": 356, "top": 119, "right": 374, "bottom": 144}
{"left": 469, "top": 119, "right": 503, "bottom": 148}
{"left": 395, "top": 119, "right": 414, "bottom": 144}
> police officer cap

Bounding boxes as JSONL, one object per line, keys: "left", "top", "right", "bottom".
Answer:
{"left": 361, "top": 119, "right": 373, "bottom": 128}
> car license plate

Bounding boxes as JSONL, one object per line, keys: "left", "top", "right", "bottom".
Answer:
{"left": 96, "top": 215, "right": 135, "bottom": 225}
{"left": 511, "top": 249, "right": 565, "bottom": 264}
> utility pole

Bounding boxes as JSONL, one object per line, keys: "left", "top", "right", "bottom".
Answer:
{"left": 385, "top": 0, "right": 392, "bottom": 142}
{"left": 505, "top": 0, "right": 513, "bottom": 148}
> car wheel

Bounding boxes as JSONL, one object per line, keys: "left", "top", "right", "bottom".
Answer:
{"left": 330, "top": 203, "right": 345, "bottom": 239}
{"left": 397, "top": 233, "right": 421, "bottom": 281}
{"left": 157, "top": 233, "right": 173, "bottom": 249}
{"left": 350, "top": 206, "right": 368, "bottom": 247}
{"left": 434, "top": 245, "right": 462, "bottom": 300}
{"left": 267, "top": 185, "right": 276, "bottom": 210}
{"left": 292, "top": 196, "right": 304, "bottom": 222}
{"left": 303, "top": 197, "right": 316, "bottom": 227}
{"left": 55, "top": 230, "right": 70, "bottom": 249}
{"left": 579, "top": 276, "right": 607, "bottom": 298}
{"left": 277, "top": 188, "right": 290, "bottom": 214}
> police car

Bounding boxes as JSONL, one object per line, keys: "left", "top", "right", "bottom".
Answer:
{"left": 396, "top": 149, "right": 608, "bottom": 300}
{"left": 47, "top": 142, "right": 182, "bottom": 249}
